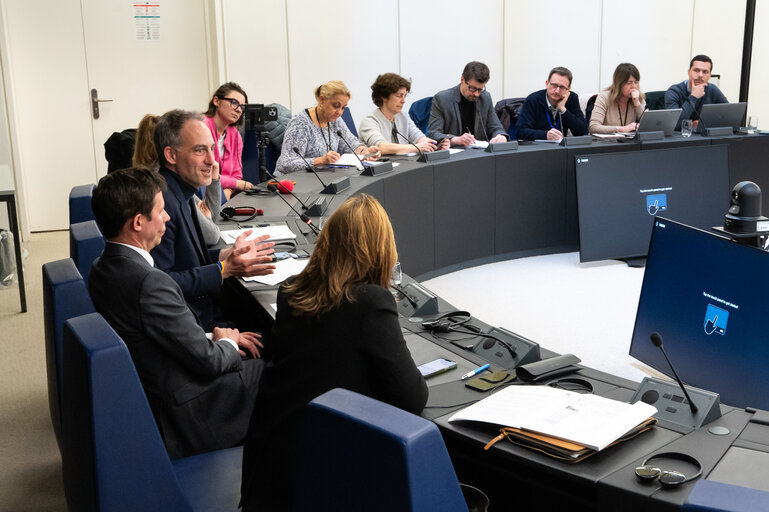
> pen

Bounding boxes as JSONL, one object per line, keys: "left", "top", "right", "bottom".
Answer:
{"left": 461, "top": 364, "right": 490, "bottom": 380}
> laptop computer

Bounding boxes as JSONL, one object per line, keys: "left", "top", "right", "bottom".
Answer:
{"left": 698, "top": 102, "right": 747, "bottom": 133}
{"left": 636, "top": 108, "right": 682, "bottom": 136}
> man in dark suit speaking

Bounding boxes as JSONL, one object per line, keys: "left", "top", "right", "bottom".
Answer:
{"left": 151, "top": 109, "right": 275, "bottom": 330}
{"left": 89, "top": 167, "right": 264, "bottom": 459}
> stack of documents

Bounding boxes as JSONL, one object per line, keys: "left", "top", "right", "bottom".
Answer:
{"left": 448, "top": 385, "right": 656, "bottom": 462}
{"left": 220, "top": 224, "right": 297, "bottom": 244}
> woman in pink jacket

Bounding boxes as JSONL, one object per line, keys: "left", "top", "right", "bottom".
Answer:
{"left": 204, "top": 82, "right": 254, "bottom": 199}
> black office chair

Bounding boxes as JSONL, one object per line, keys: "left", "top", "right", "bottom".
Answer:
{"left": 645, "top": 90, "right": 666, "bottom": 110}
{"left": 585, "top": 94, "right": 598, "bottom": 123}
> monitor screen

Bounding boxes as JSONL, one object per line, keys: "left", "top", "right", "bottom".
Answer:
{"left": 629, "top": 217, "right": 769, "bottom": 410}
{"left": 575, "top": 145, "right": 729, "bottom": 262}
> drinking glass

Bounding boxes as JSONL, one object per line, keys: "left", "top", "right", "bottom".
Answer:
{"left": 681, "top": 119, "right": 694, "bottom": 138}
{"left": 748, "top": 116, "right": 759, "bottom": 134}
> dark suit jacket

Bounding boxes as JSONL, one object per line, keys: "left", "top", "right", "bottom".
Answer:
{"left": 241, "top": 282, "right": 428, "bottom": 511}
{"left": 516, "top": 89, "right": 588, "bottom": 140}
{"left": 151, "top": 166, "right": 223, "bottom": 329}
{"left": 427, "top": 84, "right": 507, "bottom": 142}
{"left": 89, "top": 242, "right": 263, "bottom": 459}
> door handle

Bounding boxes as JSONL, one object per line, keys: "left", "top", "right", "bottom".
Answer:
{"left": 91, "top": 88, "right": 113, "bottom": 119}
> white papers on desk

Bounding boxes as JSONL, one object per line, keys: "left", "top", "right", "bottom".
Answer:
{"left": 242, "top": 257, "right": 309, "bottom": 286}
{"left": 220, "top": 224, "right": 297, "bottom": 244}
{"left": 533, "top": 138, "right": 563, "bottom": 144}
{"left": 337, "top": 153, "right": 364, "bottom": 169}
{"left": 469, "top": 140, "right": 489, "bottom": 149}
{"left": 449, "top": 148, "right": 464, "bottom": 155}
{"left": 448, "top": 385, "right": 656, "bottom": 451}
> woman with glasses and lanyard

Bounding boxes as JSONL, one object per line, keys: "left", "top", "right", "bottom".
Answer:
{"left": 204, "top": 82, "right": 253, "bottom": 199}
{"left": 275, "top": 80, "right": 380, "bottom": 175}
{"left": 589, "top": 63, "right": 647, "bottom": 135}
{"left": 359, "top": 73, "right": 450, "bottom": 154}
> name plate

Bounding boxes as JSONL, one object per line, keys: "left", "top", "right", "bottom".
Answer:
{"left": 417, "top": 149, "right": 450, "bottom": 162}
{"left": 360, "top": 161, "right": 394, "bottom": 176}
{"left": 321, "top": 176, "right": 350, "bottom": 195}
{"left": 638, "top": 131, "right": 665, "bottom": 141}
{"left": 485, "top": 140, "right": 519, "bottom": 152}
{"left": 559, "top": 135, "right": 593, "bottom": 146}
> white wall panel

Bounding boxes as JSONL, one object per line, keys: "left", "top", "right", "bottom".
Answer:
{"left": 222, "top": 0, "right": 291, "bottom": 108}
{"left": 601, "top": 0, "right": 693, "bottom": 94}
{"left": 399, "top": 0, "right": 504, "bottom": 116}
{"left": 503, "top": 0, "right": 601, "bottom": 106}
{"left": 285, "top": 0, "right": 399, "bottom": 126}
{"left": 692, "top": 0, "right": 746, "bottom": 102}
{"left": 747, "top": 0, "right": 769, "bottom": 127}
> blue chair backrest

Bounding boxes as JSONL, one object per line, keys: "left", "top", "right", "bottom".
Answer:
{"left": 69, "top": 184, "right": 95, "bottom": 225}
{"left": 69, "top": 220, "right": 106, "bottom": 283}
{"left": 341, "top": 107, "right": 358, "bottom": 138}
{"left": 408, "top": 97, "right": 433, "bottom": 134}
{"left": 682, "top": 480, "right": 769, "bottom": 511}
{"left": 61, "top": 313, "right": 192, "bottom": 512}
{"left": 293, "top": 388, "right": 468, "bottom": 512}
{"left": 42, "top": 258, "right": 95, "bottom": 453}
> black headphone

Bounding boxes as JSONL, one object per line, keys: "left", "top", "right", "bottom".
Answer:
{"left": 421, "top": 311, "right": 472, "bottom": 333}
{"left": 220, "top": 206, "right": 263, "bottom": 222}
{"left": 635, "top": 452, "right": 702, "bottom": 488}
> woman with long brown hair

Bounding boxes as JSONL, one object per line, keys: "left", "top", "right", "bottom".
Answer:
{"left": 241, "top": 193, "right": 427, "bottom": 511}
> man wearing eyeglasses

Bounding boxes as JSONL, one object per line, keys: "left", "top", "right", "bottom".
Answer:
{"left": 428, "top": 61, "right": 508, "bottom": 147}
{"left": 517, "top": 66, "right": 588, "bottom": 141}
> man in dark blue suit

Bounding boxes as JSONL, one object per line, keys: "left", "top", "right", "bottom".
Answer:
{"left": 151, "top": 110, "right": 275, "bottom": 329}
{"left": 516, "top": 66, "right": 588, "bottom": 141}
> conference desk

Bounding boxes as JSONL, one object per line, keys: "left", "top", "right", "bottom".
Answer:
{"left": 223, "top": 133, "right": 769, "bottom": 511}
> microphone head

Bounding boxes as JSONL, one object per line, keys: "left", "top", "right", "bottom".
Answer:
{"left": 267, "top": 184, "right": 278, "bottom": 193}
{"left": 277, "top": 179, "right": 294, "bottom": 194}
{"left": 336, "top": 130, "right": 343, "bottom": 136}
{"left": 650, "top": 332, "right": 663, "bottom": 348}
{"left": 292, "top": 147, "right": 301, "bottom": 155}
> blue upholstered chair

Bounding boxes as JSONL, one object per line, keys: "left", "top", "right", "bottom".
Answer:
{"left": 293, "top": 388, "right": 468, "bottom": 512}
{"left": 341, "top": 106, "right": 358, "bottom": 137}
{"left": 42, "top": 258, "right": 95, "bottom": 452}
{"left": 408, "top": 97, "right": 433, "bottom": 134}
{"left": 69, "top": 220, "right": 105, "bottom": 283}
{"left": 682, "top": 480, "right": 769, "bottom": 511}
{"left": 61, "top": 312, "right": 243, "bottom": 512}
{"left": 69, "top": 184, "right": 95, "bottom": 225}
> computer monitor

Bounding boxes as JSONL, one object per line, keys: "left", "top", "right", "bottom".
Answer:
{"left": 629, "top": 217, "right": 769, "bottom": 410}
{"left": 575, "top": 144, "right": 729, "bottom": 263}
{"left": 698, "top": 102, "right": 747, "bottom": 132}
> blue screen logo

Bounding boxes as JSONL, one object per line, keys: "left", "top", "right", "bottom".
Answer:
{"left": 646, "top": 194, "right": 668, "bottom": 215}
{"left": 704, "top": 304, "right": 728, "bottom": 335}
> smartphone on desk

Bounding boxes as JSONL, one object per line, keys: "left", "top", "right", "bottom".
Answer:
{"left": 418, "top": 358, "right": 457, "bottom": 379}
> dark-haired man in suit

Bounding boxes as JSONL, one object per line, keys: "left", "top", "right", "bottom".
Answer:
{"left": 150, "top": 109, "right": 275, "bottom": 330}
{"left": 89, "top": 167, "right": 264, "bottom": 459}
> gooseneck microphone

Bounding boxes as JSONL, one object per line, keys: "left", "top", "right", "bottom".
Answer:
{"left": 267, "top": 184, "right": 320, "bottom": 235}
{"left": 292, "top": 147, "right": 350, "bottom": 194}
{"left": 261, "top": 166, "right": 325, "bottom": 217}
{"left": 335, "top": 130, "right": 366, "bottom": 169}
{"left": 392, "top": 124, "right": 423, "bottom": 155}
{"left": 650, "top": 332, "right": 698, "bottom": 413}
{"left": 293, "top": 147, "right": 329, "bottom": 188}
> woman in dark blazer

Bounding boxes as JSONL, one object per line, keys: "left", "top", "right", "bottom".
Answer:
{"left": 240, "top": 193, "right": 428, "bottom": 511}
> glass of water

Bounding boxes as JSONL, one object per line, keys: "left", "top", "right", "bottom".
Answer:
{"left": 390, "top": 261, "right": 402, "bottom": 297}
{"left": 748, "top": 116, "right": 759, "bottom": 134}
{"left": 681, "top": 119, "right": 694, "bottom": 138}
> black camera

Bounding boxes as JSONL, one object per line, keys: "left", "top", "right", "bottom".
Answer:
{"left": 723, "top": 181, "right": 769, "bottom": 234}
{"left": 244, "top": 104, "right": 278, "bottom": 132}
